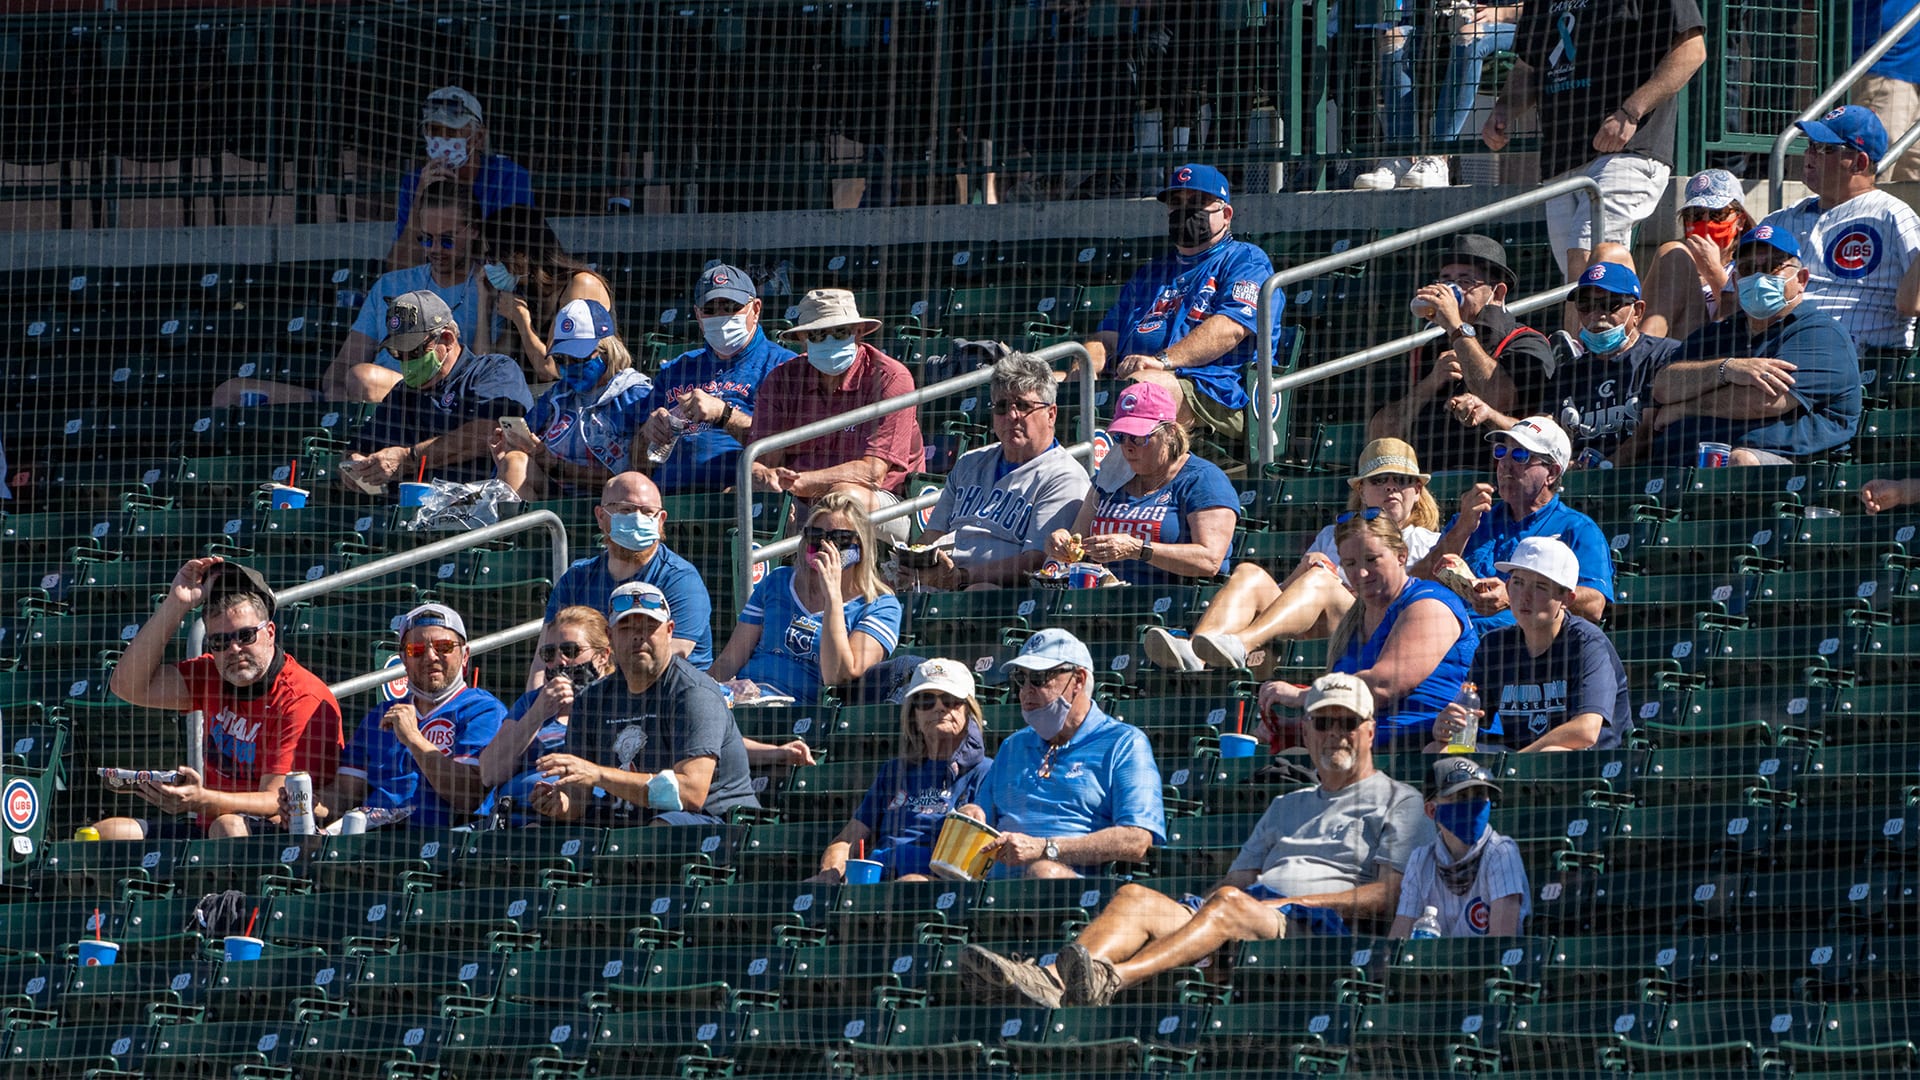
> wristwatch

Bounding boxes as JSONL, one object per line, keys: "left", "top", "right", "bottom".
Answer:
{"left": 1153, "top": 350, "right": 1172, "bottom": 370}
{"left": 1139, "top": 539, "right": 1155, "bottom": 562}
{"left": 1043, "top": 838, "right": 1061, "bottom": 862}
{"left": 1448, "top": 324, "right": 1478, "bottom": 340}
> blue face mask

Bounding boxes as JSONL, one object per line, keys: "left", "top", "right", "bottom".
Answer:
{"left": 1434, "top": 799, "right": 1493, "bottom": 845}
{"left": 559, "top": 356, "right": 606, "bottom": 395}
{"left": 1578, "top": 322, "right": 1629, "bottom": 355}
{"left": 606, "top": 510, "right": 661, "bottom": 553}
{"left": 806, "top": 335, "right": 859, "bottom": 375}
{"left": 1737, "top": 272, "right": 1792, "bottom": 319}
{"left": 484, "top": 262, "right": 520, "bottom": 293}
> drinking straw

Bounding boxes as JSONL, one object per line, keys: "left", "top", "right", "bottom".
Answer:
{"left": 416, "top": 454, "right": 427, "bottom": 483}
{"left": 93, "top": 908, "right": 102, "bottom": 942}
{"left": 287, "top": 459, "right": 297, "bottom": 490}
{"left": 244, "top": 907, "right": 259, "bottom": 937}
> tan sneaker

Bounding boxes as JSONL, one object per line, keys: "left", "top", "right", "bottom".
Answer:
{"left": 1056, "top": 942, "right": 1123, "bottom": 1007}
{"left": 959, "top": 944, "right": 1064, "bottom": 1008}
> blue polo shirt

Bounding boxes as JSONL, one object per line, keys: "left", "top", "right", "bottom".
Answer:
{"left": 1448, "top": 495, "right": 1616, "bottom": 634}
{"left": 640, "top": 331, "right": 797, "bottom": 494}
{"left": 392, "top": 155, "right": 535, "bottom": 240}
{"left": 975, "top": 705, "right": 1167, "bottom": 860}
{"left": 545, "top": 548, "right": 714, "bottom": 669}
{"left": 340, "top": 686, "right": 507, "bottom": 829}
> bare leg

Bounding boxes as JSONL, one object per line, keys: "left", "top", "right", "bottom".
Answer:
{"left": 206, "top": 813, "right": 252, "bottom": 838}
{"left": 1070, "top": 883, "right": 1205, "bottom": 970}
{"left": 1124, "top": 368, "right": 1193, "bottom": 426}
{"left": 93, "top": 817, "right": 147, "bottom": 840}
{"left": 1238, "top": 562, "right": 1354, "bottom": 645}
{"left": 1109, "top": 886, "right": 1285, "bottom": 990}
{"left": 1643, "top": 241, "right": 1705, "bottom": 341}
{"left": 1192, "top": 563, "right": 1285, "bottom": 638}
{"left": 1562, "top": 247, "right": 1592, "bottom": 334}
{"left": 1024, "top": 859, "right": 1081, "bottom": 879}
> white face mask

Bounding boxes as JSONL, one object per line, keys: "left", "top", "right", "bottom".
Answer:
{"left": 426, "top": 136, "right": 471, "bottom": 168}
{"left": 700, "top": 313, "right": 753, "bottom": 356}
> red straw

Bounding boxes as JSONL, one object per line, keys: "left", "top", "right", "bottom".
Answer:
{"left": 416, "top": 454, "right": 427, "bottom": 483}
{"left": 93, "top": 908, "right": 102, "bottom": 942}
{"left": 245, "top": 907, "right": 259, "bottom": 937}
{"left": 287, "top": 459, "right": 297, "bottom": 491}
{"left": 856, "top": 838, "right": 865, "bottom": 860}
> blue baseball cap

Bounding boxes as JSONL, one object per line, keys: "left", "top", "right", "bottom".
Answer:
{"left": 697, "top": 263, "right": 757, "bottom": 306}
{"left": 1575, "top": 261, "right": 1641, "bottom": 300}
{"left": 1737, "top": 224, "right": 1801, "bottom": 262}
{"left": 1797, "top": 105, "right": 1888, "bottom": 162}
{"left": 1002, "top": 628, "right": 1094, "bottom": 674}
{"left": 1158, "top": 163, "right": 1231, "bottom": 206}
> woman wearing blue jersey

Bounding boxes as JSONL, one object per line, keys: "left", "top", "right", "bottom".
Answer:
{"left": 806, "top": 659, "right": 993, "bottom": 883}
{"left": 1259, "top": 512, "right": 1477, "bottom": 749}
{"left": 711, "top": 491, "right": 903, "bottom": 706}
{"left": 491, "top": 299, "right": 651, "bottom": 500}
{"left": 476, "top": 606, "right": 615, "bottom": 823}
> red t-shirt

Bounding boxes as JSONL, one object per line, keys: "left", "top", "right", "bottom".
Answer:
{"left": 178, "top": 653, "right": 344, "bottom": 799}
{"left": 747, "top": 343, "right": 926, "bottom": 493}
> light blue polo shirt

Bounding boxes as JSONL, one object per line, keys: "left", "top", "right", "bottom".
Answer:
{"left": 1448, "top": 494, "right": 1616, "bottom": 635}
{"left": 976, "top": 704, "right": 1167, "bottom": 854}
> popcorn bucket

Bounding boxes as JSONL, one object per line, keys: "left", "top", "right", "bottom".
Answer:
{"left": 928, "top": 812, "right": 1002, "bottom": 882}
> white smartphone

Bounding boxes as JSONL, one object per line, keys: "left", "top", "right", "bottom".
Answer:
{"left": 499, "top": 416, "right": 533, "bottom": 441}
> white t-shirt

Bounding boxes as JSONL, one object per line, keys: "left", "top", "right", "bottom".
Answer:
{"left": 1305, "top": 522, "right": 1441, "bottom": 584}
{"left": 1395, "top": 831, "right": 1531, "bottom": 937}
{"left": 1762, "top": 190, "right": 1920, "bottom": 349}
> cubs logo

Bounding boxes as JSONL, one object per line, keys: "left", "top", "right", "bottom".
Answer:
{"left": 420, "top": 715, "right": 458, "bottom": 753}
{"left": 1748, "top": 224, "right": 1779, "bottom": 242}
{"left": 388, "top": 315, "right": 402, "bottom": 330}
{"left": 3, "top": 779, "right": 38, "bottom": 833}
{"left": 1174, "top": 166, "right": 1193, "bottom": 183}
{"left": 561, "top": 317, "right": 576, "bottom": 334}
{"left": 711, "top": 271, "right": 730, "bottom": 286}
{"left": 1466, "top": 897, "right": 1491, "bottom": 934}
{"left": 1826, "top": 225, "right": 1883, "bottom": 279}
{"left": 1824, "top": 106, "right": 1847, "bottom": 121}
{"left": 1685, "top": 173, "right": 1714, "bottom": 197}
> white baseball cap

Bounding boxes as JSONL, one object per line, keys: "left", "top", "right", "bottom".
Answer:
{"left": 1495, "top": 535, "right": 1581, "bottom": 593}
{"left": 1487, "top": 415, "right": 1572, "bottom": 469}
{"left": 905, "top": 658, "right": 977, "bottom": 702}
{"left": 609, "top": 581, "right": 672, "bottom": 625}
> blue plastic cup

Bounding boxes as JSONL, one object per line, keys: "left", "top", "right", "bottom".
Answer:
{"left": 268, "top": 485, "right": 308, "bottom": 510}
{"left": 238, "top": 391, "right": 271, "bottom": 408}
{"left": 223, "top": 935, "right": 265, "bottom": 962}
{"left": 397, "top": 482, "right": 432, "bottom": 508}
{"left": 843, "top": 859, "right": 884, "bottom": 885}
{"left": 1219, "top": 733, "right": 1260, "bottom": 759}
{"left": 76, "top": 940, "right": 119, "bottom": 967}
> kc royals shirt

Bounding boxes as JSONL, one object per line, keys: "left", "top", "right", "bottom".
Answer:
{"left": 737, "top": 565, "right": 902, "bottom": 704}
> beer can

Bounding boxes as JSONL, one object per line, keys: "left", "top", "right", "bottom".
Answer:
{"left": 73, "top": 827, "right": 101, "bottom": 842}
{"left": 284, "top": 772, "right": 317, "bottom": 836}
{"left": 183, "top": 712, "right": 206, "bottom": 777}
{"left": 1696, "top": 441, "right": 1732, "bottom": 469}
{"left": 1410, "top": 283, "right": 1466, "bottom": 320}
{"left": 338, "top": 809, "right": 368, "bottom": 836}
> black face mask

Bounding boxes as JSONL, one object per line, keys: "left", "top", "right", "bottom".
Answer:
{"left": 1168, "top": 205, "right": 1217, "bottom": 248}
{"left": 551, "top": 661, "right": 602, "bottom": 690}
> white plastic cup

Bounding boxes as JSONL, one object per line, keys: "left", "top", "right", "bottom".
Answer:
{"left": 843, "top": 859, "right": 884, "bottom": 884}
{"left": 223, "top": 935, "right": 265, "bottom": 962}
{"left": 397, "top": 482, "right": 433, "bottom": 507}
{"left": 76, "top": 940, "right": 119, "bottom": 967}
{"left": 1219, "top": 733, "right": 1260, "bottom": 759}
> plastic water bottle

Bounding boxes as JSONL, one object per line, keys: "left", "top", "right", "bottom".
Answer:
{"left": 1444, "top": 682, "right": 1481, "bottom": 754}
{"left": 647, "top": 412, "right": 691, "bottom": 465}
{"left": 1411, "top": 905, "right": 1443, "bottom": 940}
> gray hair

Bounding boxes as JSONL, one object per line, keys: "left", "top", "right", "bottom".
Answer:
{"left": 989, "top": 351, "right": 1057, "bottom": 406}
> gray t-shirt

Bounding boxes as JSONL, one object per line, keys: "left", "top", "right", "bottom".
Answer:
{"left": 564, "top": 656, "right": 759, "bottom": 822}
{"left": 925, "top": 442, "right": 1091, "bottom": 568}
{"left": 1229, "top": 770, "right": 1433, "bottom": 898}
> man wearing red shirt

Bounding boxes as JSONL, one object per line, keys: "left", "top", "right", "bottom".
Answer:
{"left": 748, "top": 289, "right": 925, "bottom": 538}
{"left": 96, "top": 558, "right": 344, "bottom": 839}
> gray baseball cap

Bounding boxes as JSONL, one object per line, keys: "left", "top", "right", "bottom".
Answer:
{"left": 382, "top": 291, "right": 456, "bottom": 353}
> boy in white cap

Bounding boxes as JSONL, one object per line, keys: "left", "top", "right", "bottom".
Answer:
{"left": 1390, "top": 758, "right": 1530, "bottom": 938}
{"left": 1436, "top": 536, "right": 1630, "bottom": 752}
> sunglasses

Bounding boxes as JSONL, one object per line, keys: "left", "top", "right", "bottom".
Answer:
{"left": 403, "top": 639, "right": 462, "bottom": 659}
{"left": 1363, "top": 473, "right": 1418, "bottom": 488}
{"left": 1007, "top": 666, "right": 1076, "bottom": 689}
{"left": 696, "top": 300, "right": 746, "bottom": 318}
{"left": 799, "top": 328, "right": 857, "bottom": 344}
{"left": 1117, "top": 431, "right": 1160, "bottom": 447}
{"left": 1492, "top": 444, "right": 1537, "bottom": 464}
{"left": 1435, "top": 277, "right": 1487, "bottom": 289}
{"left": 555, "top": 351, "right": 602, "bottom": 366}
{"left": 611, "top": 590, "right": 669, "bottom": 618}
{"left": 1573, "top": 295, "right": 1633, "bottom": 315}
{"left": 538, "top": 641, "right": 590, "bottom": 663}
{"left": 1307, "top": 712, "right": 1365, "bottom": 732}
{"left": 416, "top": 232, "right": 459, "bottom": 251}
{"left": 207, "top": 621, "right": 270, "bottom": 650}
{"left": 1336, "top": 508, "right": 1385, "bottom": 524}
{"left": 912, "top": 694, "right": 966, "bottom": 712}
{"left": 991, "top": 398, "right": 1050, "bottom": 417}
{"left": 1680, "top": 207, "right": 1741, "bottom": 222}
{"left": 1806, "top": 143, "right": 1857, "bottom": 158}
{"left": 802, "top": 526, "right": 861, "bottom": 549}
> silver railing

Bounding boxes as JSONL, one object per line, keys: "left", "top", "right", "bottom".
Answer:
{"left": 734, "top": 340, "right": 1097, "bottom": 608}
{"left": 1253, "top": 174, "right": 1605, "bottom": 466}
{"left": 187, "top": 510, "right": 570, "bottom": 703}
{"left": 1771, "top": 1, "right": 1920, "bottom": 204}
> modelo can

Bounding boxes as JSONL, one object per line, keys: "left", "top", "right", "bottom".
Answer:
{"left": 284, "top": 772, "right": 317, "bottom": 835}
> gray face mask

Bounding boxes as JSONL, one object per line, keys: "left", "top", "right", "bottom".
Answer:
{"left": 1021, "top": 678, "right": 1077, "bottom": 741}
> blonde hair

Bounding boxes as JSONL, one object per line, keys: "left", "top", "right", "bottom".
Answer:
{"left": 596, "top": 334, "right": 633, "bottom": 378}
{"left": 1345, "top": 480, "right": 1440, "bottom": 531}
{"left": 1324, "top": 513, "right": 1413, "bottom": 666}
{"left": 1155, "top": 420, "right": 1192, "bottom": 460}
{"left": 805, "top": 490, "right": 890, "bottom": 603}
{"left": 898, "top": 691, "right": 985, "bottom": 763}
{"left": 548, "top": 605, "right": 613, "bottom": 675}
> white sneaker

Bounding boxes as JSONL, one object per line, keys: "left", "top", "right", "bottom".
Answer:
{"left": 1190, "top": 631, "right": 1250, "bottom": 670}
{"left": 1399, "top": 156, "right": 1451, "bottom": 188}
{"left": 1353, "top": 158, "right": 1410, "bottom": 190}
{"left": 1142, "top": 627, "right": 1203, "bottom": 673}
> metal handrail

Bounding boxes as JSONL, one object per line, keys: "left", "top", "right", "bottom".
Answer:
{"left": 1253, "top": 174, "right": 1605, "bottom": 466}
{"left": 1879, "top": 121, "right": 1920, "bottom": 181}
{"left": 1771, "top": 1, "right": 1920, "bottom": 206}
{"left": 734, "top": 341, "right": 1096, "bottom": 608}
{"left": 187, "top": 509, "right": 570, "bottom": 703}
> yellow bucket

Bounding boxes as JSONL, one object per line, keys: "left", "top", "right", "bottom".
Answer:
{"left": 928, "top": 812, "right": 1002, "bottom": 881}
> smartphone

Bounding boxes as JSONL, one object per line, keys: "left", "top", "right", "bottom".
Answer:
{"left": 499, "top": 416, "right": 533, "bottom": 441}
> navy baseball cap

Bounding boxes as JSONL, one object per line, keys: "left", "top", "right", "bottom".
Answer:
{"left": 1575, "top": 261, "right": 1641, "bottom": 300}
{"left": 1736, "top": 224, "right": 1801, "bottom": 262}
{"left": 1797, "top": 104, "right": 1888, "bottom": 162}
{"left": 697, "top": 264, "right": 757, "bottom": 306}
{"left": 1158, "top": 163, "right": 1231, "bottom": 205}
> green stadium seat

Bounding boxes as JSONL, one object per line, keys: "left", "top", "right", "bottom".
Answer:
{"left": 611, "top": 945, "right": 792, "bottom": 1013}
{"left": 1605, "top": 802, "right": 1776, "bottom": 873}
{"left": 345, "top": 950, "right": 504, "bottom": 1018}
{"left": 776, "top": 758, "right": 883, "bottom": 825}
{"left": 682, "top": 878, "right": 844, "bottom": 944}
{"left": 1382, "top": 936, "right": 1551, "bottom": 1003}
{"left": 1608, "top": 572, "right": 1747, "bottom": 631}
{"left": 175, "top": 835, "right": 320, "bottom": 896}
{"left": 826, "top": 879, "right": 973, "bottom": 946}
{"left": 401, "top": 887, "right": 549, "bottom": 952}
{"left": 545, "top": 883, "right": 699, "bottom": 950}
{"left": 1735, "top": 868, "right": 1905, "bottom": 934}
{"left": 594, "top": 823, "right": 746, "bottom": 887}
{"left": 311, "top": 829, "right": 460, "bottom": 893}
{"left": 142, "top": 1019, "right": 305, "bottom": 1079}
{"left": 778, "top": 941, "right": 943, "bottom": 1009}
{"left": 1619, "top": 1000, "right": 1824, "bottom": 1073}
{"left": 452, "top": 825, "right": 602, "bottom": 889}
{"left": 1743, "top": 565, "right": 1904, "bottom": 628}
{"left": 1802, "top": 743, "right": 1920, "bottom": 805}
{"left": 1502, "top": 999, "right": 1665, "bottom": 1073}
{"left": 1348, "top": 1000, "right": 1510, "bottom": 1073}
{"left": 912, "top": 589, "right": 1039, "bottom": 650}
{"left": 587, "top": 1008, "right": 738, "bottom": 1077}
{"left": 1003, "top": 1003, "right": 1209, "bottom": 1075}
{"left": 1225, "top": 936, "right": 1388, "bottom": 1005}
{"left": 1703, "top": 624, "right": 1862, "bottom": 688}
{"left": 1673, "top": 462, "right": 1821, "bottom": 520}
{"left": 2, "top": 1023, "right": 153, "bottom": 1079}
{"left": 58, "top": 956, "right": 214, "bottom": 1025}
{"left": 439, "top": 1005, "right": 596, "bottom": 1079}
{"left": 493, "top": 946, "right": 650, "bottom": 1009}
{"left": 1774, "top": 800, "right": 1919, "bottom": 871}
{"left": 1637, "top": 745, "right": 1807, "bottom": 805}
{"left": 1785, "top": 511, "right": 1920, "bottom": 573}
{"left": 1691, "top": 931, "right": 1862, "bottom": 1000}
{"left": 1613, "top": 516, "right": 1788, "bottom": 576}
{"left": 260, "top": 891, "right": 404, "bottom": 954}
{"left": 850, "top": 1003, "right": 1048, "bottom": 1076}
{"left": 1155, "top": 813, "right": 1264, "bottom": 879}
{"left": 1824, "top": 683, "right": 1920, "bottom": 744}
{"left": 29, "top": 838, "right": 182, "bottom": 901}
{"left": 204, "top": 951, "right": 360, "bottom": 1024}
{"left": 1198, "top": 1001, "right": 1358, "bottom": 1073}
{"left": 970, "top": 878, "right": 1125, "bottom": 950}
{"left": 1540, "top": 935, "right": 1697, "bottom": 1003}
{"left": 291, "top": 1014, "right": 454, "bottom": 1080}
{"left": 1849, "top": 406, "right": 1920, "bottom": 465}
{"left": 1780, "top": 1000, "right": 1920, "bottom": 1075}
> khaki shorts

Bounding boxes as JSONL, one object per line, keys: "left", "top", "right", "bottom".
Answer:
{"left": 1179, "top": 377, "right": 1248, "bottom": 441}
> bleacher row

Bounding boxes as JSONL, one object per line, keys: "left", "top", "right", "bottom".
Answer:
{"left": 3, "top": 225, "right": 1920, "bottom": 1077}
